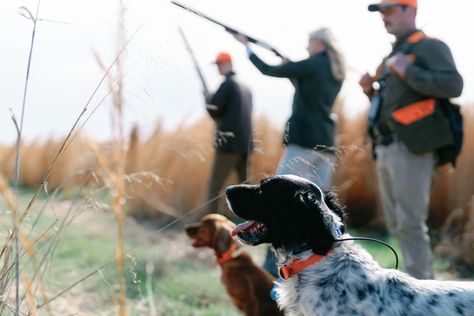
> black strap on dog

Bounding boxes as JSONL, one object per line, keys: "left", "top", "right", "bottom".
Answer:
{"left": 288, "top": 237, "right": 399, "bottom": 270}
{"left": 333, "top": 237, "right": 399, "bottom": 270}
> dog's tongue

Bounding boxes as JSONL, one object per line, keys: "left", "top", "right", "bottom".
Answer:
{"left": 231, "top": 220, "right": 257, "bottom": 237}
{"left": 191, "top": 240, "right": 205, "bottom": 247}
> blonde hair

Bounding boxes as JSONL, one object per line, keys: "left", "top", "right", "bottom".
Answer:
{"left": 309, "top": 28, "right": 346, "bottom": 81}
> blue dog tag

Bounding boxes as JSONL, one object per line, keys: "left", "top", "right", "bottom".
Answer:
{"left": 270, "top": 277, "right": 283, "bottom": 301}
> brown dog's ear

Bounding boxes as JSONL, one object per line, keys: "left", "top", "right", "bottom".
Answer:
{"left": 213, "top": 225, "right": 233, "bottom": 253}
{"left": 185, "top": 224, "right": 200, "bottom": 238}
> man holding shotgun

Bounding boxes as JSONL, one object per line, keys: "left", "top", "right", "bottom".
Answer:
{"left": 204, "top": 52, "right": 253, "bottom": 214}
{"left": 359, "top": 0, "right": 463, "bottom": 279}
{"left": 234, "top": 28, "right": 346, "bottom": 276}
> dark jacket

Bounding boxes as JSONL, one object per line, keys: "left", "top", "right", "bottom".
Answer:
{"left": 249, "top": 52, "right": 342, "bottom": 149}
{"left": 206, "top": 72, "right": 253, "bottom": 153}
{"left": 377, "top": 30, "right": 463, "bottom": 124}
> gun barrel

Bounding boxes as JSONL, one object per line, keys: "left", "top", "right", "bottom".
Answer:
{"left": 172, "top": 1, "right": 285, "bottom": 59}
{"left": 178, "top": 27, "right": 208, "bottom": 91}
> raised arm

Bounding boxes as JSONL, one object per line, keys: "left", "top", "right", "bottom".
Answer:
{"left": 233, "top": 32, "right": 316, "bottom": 79}
{"left": 248, "top": 52, "right": 316, "bottom": 79}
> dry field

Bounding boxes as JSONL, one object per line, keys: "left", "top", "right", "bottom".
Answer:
{"left": 1, "top": 101, "right": 474, "bottom": 314}
{"left": 1, "top": 103, "right": 473, "bottom": 253}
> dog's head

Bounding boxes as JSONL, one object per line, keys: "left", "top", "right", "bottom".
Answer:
{"left": 226, "top": 175, "right": 345, "bottom": 254}
{"left": 185, "top": 214, "right": 236, "bottom": 253}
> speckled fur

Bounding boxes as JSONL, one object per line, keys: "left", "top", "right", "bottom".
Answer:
{"left": 276, "top": 242, "right": 474, "bottom": 316}
{"left": 225, "top": 175, "right": 474, "bottom": 316}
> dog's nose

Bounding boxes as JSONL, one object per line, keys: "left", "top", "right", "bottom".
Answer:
{"left": 225, "top": 185, "right": 239, "bottom": 197}
{"left": 225, "top": 184, "right": 253, "bottom": 200}
{"left": 225, "top": 184, "right": 258, "bottom": 200}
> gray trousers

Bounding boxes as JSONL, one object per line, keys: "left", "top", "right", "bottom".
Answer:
{"left": 376, "top": 141, "right": 436, "bottom": 279}
{"left": 207, "top": 151, "right": 249, "bottom": 213}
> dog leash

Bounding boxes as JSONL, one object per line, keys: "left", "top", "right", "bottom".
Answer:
{"left": 333, "top": 237, "right": 399, "bottom": 270}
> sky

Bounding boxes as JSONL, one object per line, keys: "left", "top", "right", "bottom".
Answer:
{"left": 1, "top": 0, "right": 473, "bottom": 144}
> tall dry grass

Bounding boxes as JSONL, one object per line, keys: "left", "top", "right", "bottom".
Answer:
{"left": 0, "top": 138, "right": 94, "bottom": 190}
{"left": 332, "top": 100, "right": 381, "bottom": 228}
{"left": 126, "top": 116, "right": 283, "bottom": 218}
{"left": 0, "top": 1, "right": 137, "bottom": 314}
{"left": 0, "top": 171, "right": 52, "bottom": 315}
{"left": 436, "top": 104, "right": 474, "bottom": 266}
{"left": 91, "top": 1, "right": 130, "bottom": 314}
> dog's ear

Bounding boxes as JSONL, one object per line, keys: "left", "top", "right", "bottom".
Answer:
{"left": 213, "top": 225, "right": 234, "bottom": 253}
{"left": 185, "top": 224, "right": 200, "bottom": 238}
{"left": 291, "top": 189, "right": 334, "bottom": 254}
{"left": 323, "top": 190, "right": 346, "bottom": 233}
{"left": 295, "top": 190, "right": 322, "bottom": 211}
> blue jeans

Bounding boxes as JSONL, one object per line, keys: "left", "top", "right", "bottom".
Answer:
{"left": 263, "top": 144, "right": 335, "bottom": 277}
{"left": 275, "top": 144, "right": 335, "bottom": 190}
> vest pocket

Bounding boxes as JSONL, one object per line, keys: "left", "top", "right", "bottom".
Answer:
{"left": 389, "top": 99, "right": 454, "bottom": 154}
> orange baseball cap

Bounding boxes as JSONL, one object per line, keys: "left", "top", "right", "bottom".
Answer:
{"left": 214, "top": 52, "right": 232, "bottom": 64}
{"left": 368, "top": 0, "right": 417, "bottom": 12}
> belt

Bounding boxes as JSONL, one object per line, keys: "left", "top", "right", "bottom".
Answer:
{"left": 372, "top": 122, "right": 393, "bottom": 136}
{"left": 373, "top": 133, "right": 398, "bottom": 146}
{"left": 371, "top": 122, "right": 397, "bottom": 146}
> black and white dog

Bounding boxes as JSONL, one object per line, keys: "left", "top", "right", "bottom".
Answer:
{"left": 225, "top": 175, "right": 474, "bottom": 316}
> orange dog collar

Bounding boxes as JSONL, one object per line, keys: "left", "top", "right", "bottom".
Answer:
{"left": 278, "top": 250, "right": 333, "bottom": 279}
{"left": 215, "top": 243, "right": 239, "bottom": 265}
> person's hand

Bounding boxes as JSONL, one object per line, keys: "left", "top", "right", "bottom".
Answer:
{"left": 386, "top": 53, "right": 415, "bottom": 78}
{"left": 359, "top": 72, "right": 375, "bottom": 95}
{"left": 233, "top": 32, "right": 249, "bottom": 45}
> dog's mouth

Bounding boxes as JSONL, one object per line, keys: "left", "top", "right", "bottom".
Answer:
{"left": 231, "top": 220, "right": 268, "bottom": 245}
{"left": 191, "top": 239, "right": 206, "bottom": 247}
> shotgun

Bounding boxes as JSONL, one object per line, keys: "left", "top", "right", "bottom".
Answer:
{"left": 171, "top": 1, "right": 286, "bottom": 59}
{"left": 178, "top": 27, "right": 209, "bottom": 92}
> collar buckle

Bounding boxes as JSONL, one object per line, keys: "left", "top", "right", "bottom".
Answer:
{"left": 278, "top": 266, "right": 291, "bottom": 280}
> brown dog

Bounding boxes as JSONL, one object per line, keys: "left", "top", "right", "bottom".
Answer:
{"left": 185, "top": 214, "right": 283, "bottom": 316}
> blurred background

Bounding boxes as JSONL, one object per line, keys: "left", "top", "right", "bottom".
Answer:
{"left": 1, "top": 0, "right": 473, "bottom": 143}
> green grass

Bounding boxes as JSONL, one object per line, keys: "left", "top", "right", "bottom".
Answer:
{"left": 155, "top": 268, "right": 240, "bottom": 316}
{"left": 0, "top": 187, "right": 240, "bottom": 315}
{"left": 350, "top": 228, "right": 468, "bottom": 280}
{"left": 349, "top": 229, "right": 402, "bottom": 269}
{"left": 0, "top": 188, "right": 471, "bottom": 315}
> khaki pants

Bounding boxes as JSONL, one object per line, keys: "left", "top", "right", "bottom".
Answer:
{"left": 207, "top": 151, "right": 249, "bottom": 213}
{"left": 375, "top": 141, "right": 435, "bottom": 279}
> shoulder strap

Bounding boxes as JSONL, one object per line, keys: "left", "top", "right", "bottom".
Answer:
{"left": 407, "top": 31, "right": 425, "bottom": 44}
{"left": 375, "top": 32, "right": 426, "bottom": 81}
{"left": 399, "top": 31, "right": 426, "bottom": 54}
